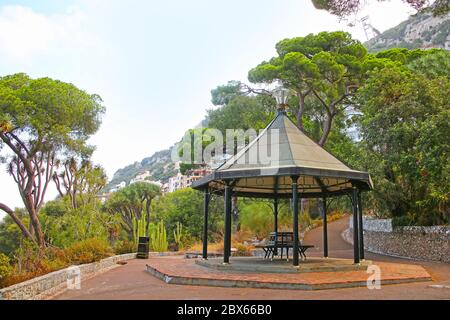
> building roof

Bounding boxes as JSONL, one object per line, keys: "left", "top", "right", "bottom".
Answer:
{"left": 191, "top": 111, "right": 372, "bottom": 198}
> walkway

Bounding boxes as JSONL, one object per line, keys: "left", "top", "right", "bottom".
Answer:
{"left": 54, "top": 217, "right": 450, "bottom": 300}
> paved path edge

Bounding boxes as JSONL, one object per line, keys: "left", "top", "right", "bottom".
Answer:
{"left": 144, "top": 262, "right": 431, "bottom": 291}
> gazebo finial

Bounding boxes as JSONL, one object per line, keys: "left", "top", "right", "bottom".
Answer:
{"left": 273, "top": 87, "right": 289, "bottom": 114}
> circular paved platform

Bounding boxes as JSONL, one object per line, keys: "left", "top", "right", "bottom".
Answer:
{"left": 196, "top": 257, "right": 372, "bottom": 273}
{"left": 145, "top": 256, "right": 432, "bottom": 291}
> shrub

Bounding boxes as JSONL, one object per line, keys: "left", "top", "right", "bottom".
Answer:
{"left": 0, "top": 215, "right": 25, "bottom": 256}
{"left": 1, "top": 241, "right": 55, "bottom": 288}
{"left": 64, "top": 238, "right": 113, "bottom": 264}
{"left": 1, "top": 239, "right": 114, "bottom": 288}
{"left": 187, "top": 241, "right": 224, "bottom": 253}
{"left": 12, "top": 241, "right": 47, "bottom": 274}
{"left": 240, "top": 202, "right": 275, "bottom": 239}
{"left": 41, "top": 200, "right": 116, "bottom": 248}
{"left": 42, "top": 246, "right": 69, "bottom": 271}
{"left": 233, "top": 243, "right": 253, "bottom": 257}
{"left": 239, "top": 200, "right": 293, "bottom": 239}
{"left": 299, "top": 211, "right": 312, "bottom": 231}
{"left": 114, "top": 240, "right": 136, "bottom": 254}
{"left": 232, "top": 230, "right": 253, "bottom": 244}
{"left": 392, "top": 215, "right": 415, "bottom": 227}
{"left": 328, "top": 211, "right": 346, "bottom": 222}
{"left": 0, "top": 253, "right": 12, "bottom": 284}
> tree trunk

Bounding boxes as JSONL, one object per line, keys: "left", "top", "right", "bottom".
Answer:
{"left": 26, "top": 195, "right": 45, "bottom": 247}
{"left": 318, "top": 112, "right": 333, "bottom": 146}
{"left": 0, "top": 203, "right": 35, "bottom": 240}
{"left": 0, "top": 132, "right": 48, "bottom": 247}
{"left": 232, "top": 195, "right": 240, "bottom": 231}
{"left": 296, "top": 93, "right": 306, "bottom": 131}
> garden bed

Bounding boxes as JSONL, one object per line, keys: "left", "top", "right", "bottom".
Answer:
{"left": 0, "top": 253, "right": 136, "bottom": 300}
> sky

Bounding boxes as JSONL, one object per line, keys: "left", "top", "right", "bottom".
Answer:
{"left": 0, "top": 0, "right": 413, "bottom": 219}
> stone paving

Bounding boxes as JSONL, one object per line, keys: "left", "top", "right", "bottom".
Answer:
{"left": 145, "top": 255, "right": 431, "bottom": 290}
{"left": 196, "top": 256, "right": 372, "bottom": 273}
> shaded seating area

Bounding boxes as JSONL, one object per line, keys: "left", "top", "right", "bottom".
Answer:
{"left": 192, "top": 90, "right": 372, "bottom": 267}
{"left": 256, "top": 232, "right": 314, "bottom": 261}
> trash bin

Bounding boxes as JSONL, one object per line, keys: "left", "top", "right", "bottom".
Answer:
{"left": 137, "top": 236, "right": 149, "bottom": 259}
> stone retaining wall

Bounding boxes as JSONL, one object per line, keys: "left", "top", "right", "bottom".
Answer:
{"left": 345, "top": 217, "right": 450, "bottom": 263}
{"left": 0, "top": 253, "right": 136, "bottom": 300}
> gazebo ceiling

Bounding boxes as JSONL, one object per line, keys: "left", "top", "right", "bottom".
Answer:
{"left": 192, "top": 111, "right": 373, "bottom": 197}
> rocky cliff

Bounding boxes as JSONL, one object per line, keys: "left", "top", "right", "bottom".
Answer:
{"left": 365, "top": 11, "right": 450, "bottom": 52}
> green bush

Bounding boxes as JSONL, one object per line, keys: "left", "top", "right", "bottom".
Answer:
{"left": 114, "top": 240, "right": 136, "bottom": 254}
{"left": 240, "top": 202, "right": 274, "bottom": 238}
{"left": 0, "top": 215, "right": 25, "bottom": 256}
{"left": 0, "top": 253, "right": 12, "bottom": 282}
{"left": 64, "top": 238, "right": 113, "bottom": 264}
{"left": 240, "top": 200, "right": 292, "bottom": 238}
{"left": 392, "top": 215, "right": 415, "bottom": 227}
{"left": 42, "top": 202, "right": 117, "bottom": 248}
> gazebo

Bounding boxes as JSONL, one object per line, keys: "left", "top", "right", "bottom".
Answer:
{"left": 191, "top": 92, "right": 372, "bottom": 266}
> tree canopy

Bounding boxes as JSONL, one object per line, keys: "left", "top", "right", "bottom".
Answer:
{"left": 355, "top": 54, "right": 449, "bottom": 225}
{"left": 248, "top": 31, "right": 367, "bottom": 145}
{"left": 0, "top": 73, "right": 105, "bottom": 246}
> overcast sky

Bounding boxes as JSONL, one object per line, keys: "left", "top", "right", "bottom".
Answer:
{"left": 0, "top": 0, "right": 413, "bottom": 219}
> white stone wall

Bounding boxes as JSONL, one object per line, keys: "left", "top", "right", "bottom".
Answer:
{"left": 347, "top": 217, "right": 450, "bottom": 263}
{"left": 348, "top": 217, "right": 393, "bottom": 232}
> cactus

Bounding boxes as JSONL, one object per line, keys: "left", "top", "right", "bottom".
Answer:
{"left": 150, "top": 220, "right": 168, "bottom": 253}
{"left": 173, "top": 222, "right": 183, "bottom": 249}
{"left": 132, "top": 213, "right": 147, "bottom": 246}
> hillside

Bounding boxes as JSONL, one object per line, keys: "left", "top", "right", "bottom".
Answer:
{"left": 105, "top": 147, "right": 177, "bottom": 191}
{"left": 365, "top": 11, "right": 450, "bottom": 52}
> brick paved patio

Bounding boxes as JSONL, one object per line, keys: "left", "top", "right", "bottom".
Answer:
{"left": 145, "top": 255, "right": 431, "bottom": 290}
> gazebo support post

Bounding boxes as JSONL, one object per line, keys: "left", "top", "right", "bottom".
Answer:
{"left": 273, "top": 198, "right": 278, "bottom": 256}
{"left": 357, "top": 192, "right": 365, "bottom": 260}
{"left": 351, "top": 187, "right": 360, "bottom": 264}
{"left": 202, "top": 189, "right": 210, "bottom": 260}
{"left": 322, "top": 197, "right": 328, "bottom": 258}
{"left": 274, "top": 198, "right": 278, "bottom": 234}
{"left": 223, "top": 183, "right": 232, "bottom": 264}
{"left": 291, "top": 176, "right": 300, "bottom": 267}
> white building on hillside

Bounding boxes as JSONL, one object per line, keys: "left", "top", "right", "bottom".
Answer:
{"left": 109, "top": 181, "right": 126, "bottom": 193}
{"left": 166, "top": 168, "right": 211, "bottom": 193}
{"left": 130, "top": 171, "right": 151, "bottom": 184}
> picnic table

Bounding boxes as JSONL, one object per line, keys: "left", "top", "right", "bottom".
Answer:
{"left": 256, "top": 232, "right": 314, "bottom": 261}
